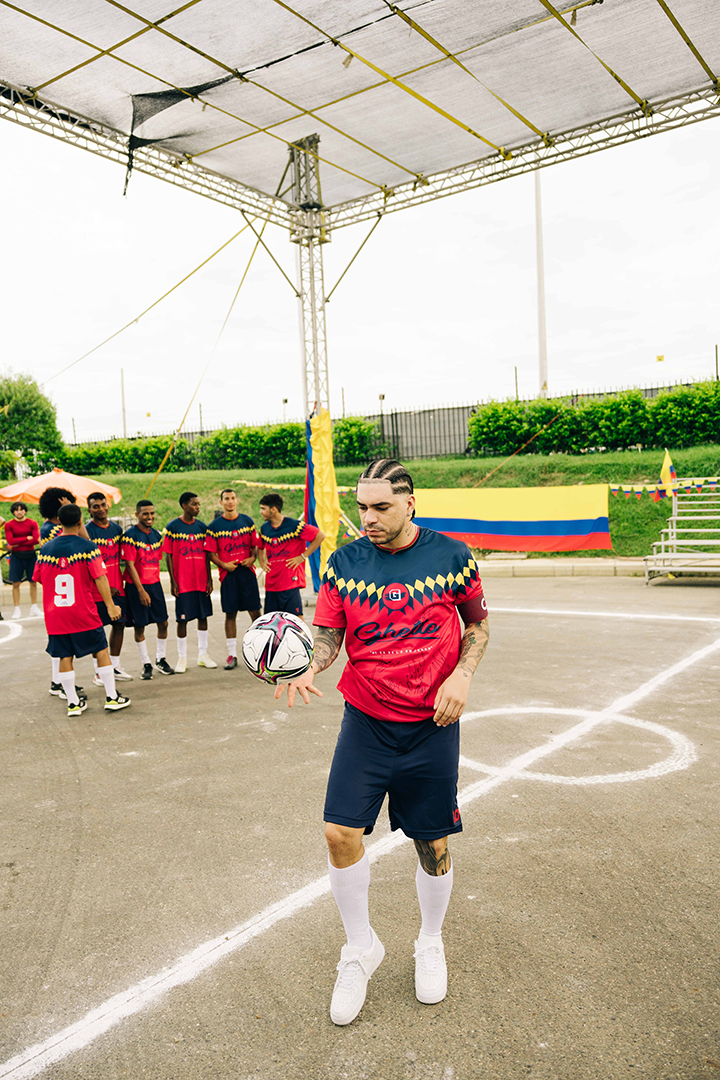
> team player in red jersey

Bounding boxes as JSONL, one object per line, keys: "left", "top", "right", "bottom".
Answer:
{"left": 257, "top": 493, "right": 325, "bottom": 617}
{"left": 86, "top": 493, "right": 133, "bottom": 684}
{"left": 121, "top": 500, "right": 173, "bottom": 680}
{"left": 276, "top": 460, "right": 490, "bottom": 1025}
{"left": 164, "top": 492, "right": 216, "bottom": 673}
{"left": 2, "top": 501, "right": 41, "bottom": 619}
{"left": 33, "top": 503, "right": 131, "bottom": 717}
{"left": 204, "top": 488, "right": 261, "bottom": 670}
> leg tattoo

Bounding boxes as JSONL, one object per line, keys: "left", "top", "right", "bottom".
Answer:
{"left": 414, "top": 839, "right": 451, "bottom": 876}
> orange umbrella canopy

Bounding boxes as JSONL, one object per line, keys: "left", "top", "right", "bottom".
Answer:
{"left": 0, "top": 468, "right": 121, "bottom": 508}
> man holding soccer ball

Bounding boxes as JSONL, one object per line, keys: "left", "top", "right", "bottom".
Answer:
{"left": 275, "top": 459, "right": 490, "bottom": 1026}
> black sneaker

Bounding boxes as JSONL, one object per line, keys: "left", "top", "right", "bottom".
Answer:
{"left": 104, "top": 695, "right": 131, "bottom": 711}
{"left": 155, "top": 658, "right": 175, "bottom": 675}
{"left": 59, "top": 685, "right": 87, "bottom": 702}
{"left": 141, "top": 663, "right": 153, "bottom": 680}
{"left": 224, "top": 656, "right": 238, "bottom": 670}
{"left": 67, "top": 701, "right": 88, "bottom": 717}
{"left": 50, "top": 682, "right": 63, "bottom": 696}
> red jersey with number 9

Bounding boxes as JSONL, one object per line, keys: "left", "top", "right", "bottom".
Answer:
{"left": 33, "top": 535, "right": 107, "bottom": 634}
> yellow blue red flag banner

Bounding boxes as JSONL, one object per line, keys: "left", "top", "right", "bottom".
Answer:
{"left": 653, "top": 449, "right": 678, "bottom": 502}
{"left": 304, "top": 409, "right": 341, "bottom": 590}
{"left": 413, "top": 485, "right": 611, "bottom": 552}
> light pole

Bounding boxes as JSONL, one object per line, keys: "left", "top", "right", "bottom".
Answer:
{"left": 535, "top": 171, "right": 548, "bottom": 398}
{"left": 379, "top": 393, "right": 385, "bottom": 446}
{"left": 282, "top": 398, "right": 288, "bottom": 422}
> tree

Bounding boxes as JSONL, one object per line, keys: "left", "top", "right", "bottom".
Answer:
{"left": 0, "top": 372, "right": 64, "bottom": 475}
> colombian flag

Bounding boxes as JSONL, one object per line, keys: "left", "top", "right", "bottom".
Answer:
{"left": 413, "top": 485, "right": 611, "bottom": 552}
{"left": 652, "top": 450, "right": 678, "bottom": 502}
{"left": 304, "top": 408, "right": 341, "bottom": 591}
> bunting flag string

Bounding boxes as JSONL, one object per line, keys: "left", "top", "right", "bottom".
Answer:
{"left": 608, "top": 476, "right": 718, "bottom": 498}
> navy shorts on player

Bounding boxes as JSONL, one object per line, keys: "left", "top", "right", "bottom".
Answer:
{"left": 264, "top": 587, "right": 303, "bottom": 616}
{"left": 46, "top": 625, "right": 108, "bottom": 659}
{"left": 324, "top": 702, "right": 463, "bottom": 841}
{"left": 124, "top": 581, "right": 168, "bottom": 627}
{"left": 220, "top": 567, "right": 261, "bottom": 614}
{"left": 175, "top": 590, "right": 213, "bottom": 623}
{"left": 8, "top": 552, "right": 36, "bottom": 583}
{"left": 95, "top": 596, "right": 127, "bottom": 627}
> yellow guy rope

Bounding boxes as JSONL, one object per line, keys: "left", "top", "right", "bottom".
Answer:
{"left": 44, "top": 221, "right": 254, "bottom": 385}
{"left": 653, "top": 0, "right": 719, "bottom": 89}
{"left": 267, "top": 0, "right": 512, "bottom": 160}
{"left": 382, "top": 2, "right": 552, "bottom": 144}
{"left": 144, "top": 222, "right": 268, "bottom": 497}
{"left": 535, "top": 0, "right": 653, "bottom": 115}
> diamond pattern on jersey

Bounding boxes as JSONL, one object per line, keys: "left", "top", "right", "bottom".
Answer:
{"left": 323, "top": 557, "right": 478, "bottom": 610}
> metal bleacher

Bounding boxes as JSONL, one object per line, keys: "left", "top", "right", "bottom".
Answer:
{"left": 645, "top": 485, "right": 720, "bottom": 583}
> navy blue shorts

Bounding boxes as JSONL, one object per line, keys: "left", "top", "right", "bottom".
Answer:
{"left": 46, "top": 625, "right": 108, "bottom": 659}
{"left": 9, "top": 552, "right": 36, "bottom": 583}
{"left": 220, "top": 567, "right": 261, "bottom": 614}
{"left": 175, "top": 590, "right": 213, "bottom": 623}
{"left": 264, "top": 588, "right": 303, "bottom": 616}
{"left": 324, "top": 702, "right": 463, "bottom": 841}
{"left": 95, "top": 596, "right": 127, "bottom": 627}
{"left": 124, "top": 581, "right": 168, "bottom": 628}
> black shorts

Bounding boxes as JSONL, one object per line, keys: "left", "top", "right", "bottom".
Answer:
{"left": 9, "top": 552, "right": 36, "bottom": 583}
{"left": 46, "top": 625, "right": 108, "bottom": 659}
{"left": 324, "top": 702, "right": 463, "bottom": 841}
{"left": 95, "top": 596, "right": 127, "bottom": 627}
{"left": 220, "top": 567, "right": 261, "bottom": 614}
{"left": 175, "top": 590, "right": 213, "bottom": 623}
{"left": 124, "top": 581, "right": 168, "bottom": 628}
{"left": 264, "top": 588, "right": 303, "bottom": 616}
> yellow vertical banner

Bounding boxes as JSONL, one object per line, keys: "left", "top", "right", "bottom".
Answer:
{"left": 309, "top": 408, "right": 341, "bottom": 575}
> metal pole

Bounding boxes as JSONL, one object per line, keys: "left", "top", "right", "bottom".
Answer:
{"left": 199, "top": 402, "right": 204, "bottom": 434}
{"left": 121, "top": 368, "right": 127, "bottom": 438}
{"left": 514, "top": 366, "right": 519, "bottom": 402}
{"left": 289, "top": 134, "right": 330, "bottom": 417}
{"left": 716, "top": 344, "right": 718, "bottom": 381}
{"left": 342, "top": 387, "right": 346, "bottom": 419}
{"left": 72, "top": 417, "right": 77, "bottom": 443}
{"left": 535, "top": 171, "right": 548, "bottom": 398}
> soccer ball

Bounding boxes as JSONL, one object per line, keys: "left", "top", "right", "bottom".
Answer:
{"left": 241, "top": 612, "right": 314, "bottom": 684}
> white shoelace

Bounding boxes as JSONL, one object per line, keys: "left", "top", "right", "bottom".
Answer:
{"left": 335, "top": 955, "right": 370, "bottom": 990}
{"left": 414, "top": 944, "right": 443, "bottom": 974}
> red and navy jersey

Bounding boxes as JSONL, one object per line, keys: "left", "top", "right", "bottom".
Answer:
{"left": 163, "top": 517, "right": 209, "bottom": 593}
{"left": 258, "top": 517, "right": 319, "bottom": 591}
{"left": 33, "top": 535, "right": 107, "bottom": 635}
{"left": 314, "top": 528, "right": 488, "bottom": 723}
{"left": 121, "top": 524, "right": 164, "bottom": 585}
{"left": 86, "top": 520, "right": 124, "bottom": 597}
{"left": 204, "top": 514, "right": 259, "bottom": 582}
{"left": 40, "top": 520, "right": 62, "bottom": 546}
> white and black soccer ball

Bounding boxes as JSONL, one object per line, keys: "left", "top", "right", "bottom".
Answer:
{"left": 241, "top": 612, "right": 314, "bottom": 685}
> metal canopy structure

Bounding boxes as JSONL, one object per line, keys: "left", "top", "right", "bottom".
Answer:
{"left": 2, "top": 0, "right": 720, "bottom": 412}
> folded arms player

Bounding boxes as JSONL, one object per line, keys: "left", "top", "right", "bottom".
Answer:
{"left": 276, "top": 458, "right": 489, "bottom": 1025}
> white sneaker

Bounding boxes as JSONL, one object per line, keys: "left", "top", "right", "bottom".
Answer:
{"left": 175, "top": 656, "right": 187, "bottom": 673}
{"left": 197, "top": 653, "right": 217, "bottom": 669}
{"left": 113, "top": 667, "right": 134, "bottom": 681}
{"left": 11, "top": 607, "right": 22, "bottom": 620}
{"left": 414, "top": 933, "right": 447, "bottom": 1004}
{"left": 29, "top": 604, "right": 42, "bottom": 618}
{"left": 330, "top": 929, "right": 385, "bottom": 1026}
{"left": 93, "top": 674, "right": 104, "bottom": 687}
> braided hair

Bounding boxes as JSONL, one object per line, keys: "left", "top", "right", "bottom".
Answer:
{"left": 357, "top": 459, "right": 414, "bottom": 495}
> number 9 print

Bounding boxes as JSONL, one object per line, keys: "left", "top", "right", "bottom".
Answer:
{"left": 55, "top": 574, "right": 76, "bottom": 607}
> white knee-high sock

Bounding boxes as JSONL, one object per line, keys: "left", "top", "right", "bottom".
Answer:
{"left": 156, "top": 638, "right": 167, "bottom": 660}
{"left": 415, "top": 861, "right": 454, "bottom": 938}
{"left": 51, "top": 656, "right": 61, "bottom": 683}
{"left": 198, "top": 629, "right": 209, "bottom": 653}
{"left": 97, "top": 666, "right": 117, "bottom": 700}
{"left": 328, "top": 853, "right": 373, "bottom": 951}
{"left": 226, "top": 637, "right": 237, "bottom": 658}
{"left": 136, "top": 640, "right": 150, "bottom": 665}
{"left": 177, "top": 637, "right": 188, "bottom": 659}
{"left": 59, "top": 672, "right": 79, "bottom": 707}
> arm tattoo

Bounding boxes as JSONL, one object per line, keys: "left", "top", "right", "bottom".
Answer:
{"left": 414, "top": 839, "right": 451, "bottom": 876}
{"left": 311, "top": 626, "right": 345, "bottom": 673}
{"left": 457, "top": 618, "right": 490, "bottom": 676}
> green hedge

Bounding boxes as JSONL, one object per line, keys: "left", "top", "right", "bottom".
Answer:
{"left": 51, "top": 416, "right": 380, "bottom": 475}
{"left": 468, "top": 382, "right": 720, "bottom": 456}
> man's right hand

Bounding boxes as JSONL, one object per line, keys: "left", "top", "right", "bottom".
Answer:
{"left": 223, "top": 561, "right": 238, "bottom": 573}
{"left": 108, "top": 603, "right": 122, "bottom": 621}
{"left": 139, "top": 587, "right": 152, "bottom": 607}
{"left": 170, "top": 582, "right": 179, "bottom": 598}
{"left": 274, "top": 665, "right": 323, "bottom": 708}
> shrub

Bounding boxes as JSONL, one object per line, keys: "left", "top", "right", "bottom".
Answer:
{"left": 332, "top": 416, "right": 380, "bottom": 464}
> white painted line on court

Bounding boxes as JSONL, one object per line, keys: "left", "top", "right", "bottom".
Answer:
{"left": 0, "top": 620, "right": 23, "bottom": 644}
{"left": 1, "top": 635, "right": 717, "bottom": 1080}
{"left": 491, "top": 606, "right": 720, "bottom": 623}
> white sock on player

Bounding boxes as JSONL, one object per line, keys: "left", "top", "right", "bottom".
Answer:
{"left": 156, "top": 638, "right": 167, "bottom": 661}
{"left": 177, "top": 637, "right": 188, "bottom": 659}
{"left": 110, "top": 654, "right": 121, "bottom": 669}
{"left": 226, "top": 638, "right": 237, "bottom": 658}
{"left": 136, "top": 640, "right": 150, "bottom": 665}
{"left": 93, "top": 658, "right": 99, "bottom": 675}
{"left": 415, "top": 861, "right": 453, "bottom": 938}
{"left": 59, "top": 672, "right": 79, "bottom": 707}
{"left": 198, "top": 629, "right": 209, "bottom": 653}
{"left": 97, "top": 665, "right": 117, "bottom": 700}
{"left": 328, "top": 853, "right": 373, "bottom": 951}
{"left": 51, "top": 656, "right": 61, "bottom": 684}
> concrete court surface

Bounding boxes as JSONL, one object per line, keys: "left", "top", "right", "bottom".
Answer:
{"left": 1, "top": 577, "right": 719, "bottom": 1080}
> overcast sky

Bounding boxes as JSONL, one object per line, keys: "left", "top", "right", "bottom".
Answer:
{"left": 2, "top": 114, "right": 719, "bottom": 444}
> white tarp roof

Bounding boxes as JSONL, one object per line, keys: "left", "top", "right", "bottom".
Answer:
{"left": 1, "top": 0, "right": 719, "bottom": 214}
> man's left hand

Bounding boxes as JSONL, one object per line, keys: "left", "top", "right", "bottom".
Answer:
{"left": 432, "top": 670, "right": 470, "bottom": 726}
{"left": 286, "top": 555, "right": 306, "bottom": 569}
